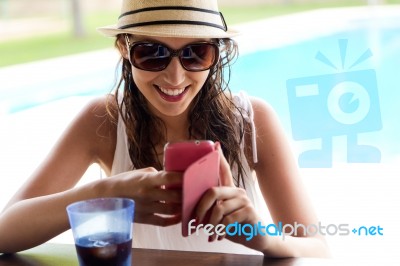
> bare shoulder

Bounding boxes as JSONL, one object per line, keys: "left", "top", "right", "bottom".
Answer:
{"left": 247, "top": 96, "right": 295, "bottom": 172}
{"left": 248, "top": 96, "right": 274, "bottom": 114}
{"left": 79, "top": 94, "right": 118, "bottom": 123}
{"left": 5, "top": 95, "right": 119, "bottom": 203}
{"left": 72, "top": 95, "right": 117, "bottom": 139}
{"left": 248, "top": 96, "right": 282, "bottom": 135}
{"left": 66, "top": 94, "right": 118, "bottom": 172}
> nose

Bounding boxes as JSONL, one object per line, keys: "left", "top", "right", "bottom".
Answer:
{"left": 162, "top": 56, "right": 186, "bottom": 86}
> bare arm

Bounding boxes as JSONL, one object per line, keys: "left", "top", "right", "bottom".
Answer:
{"left": 251, "top": 97, "right": 330, "bottom": 257}
{"left": 0, "top": 97, "right": 116, "bottom": 252}
{"left": 193, "top": 97, "right": 330, "bottom": 257}
{"left": 0, "top": 97, "right": 182, "bottom": 253}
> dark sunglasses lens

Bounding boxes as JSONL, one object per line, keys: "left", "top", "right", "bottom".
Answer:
{"left": 131, "top": 43, "right": 170, "bottom": 71}
{"left": 180, "top": 44, "right": 218, "bottom": 71}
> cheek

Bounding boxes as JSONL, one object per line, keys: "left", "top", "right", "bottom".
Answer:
{"left": 131, "top": 68, "right": 158, "bottom": 87}
{"left": 191, "top": 71, "right": 210, "bottom": 87}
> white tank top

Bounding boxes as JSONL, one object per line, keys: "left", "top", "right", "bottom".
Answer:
{"left": 111, "top": 91, "right": 266, "bottom": 255}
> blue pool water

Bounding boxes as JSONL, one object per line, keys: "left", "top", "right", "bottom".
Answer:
{"left": 0, "top": 61, "right": 116, "bottom": 113}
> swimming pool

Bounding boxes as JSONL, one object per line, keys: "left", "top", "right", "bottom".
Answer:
{"left": 0, "top": 49, "right": 118, "bottom": 114}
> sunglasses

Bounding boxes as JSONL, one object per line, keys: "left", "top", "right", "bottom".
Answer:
{"left": 124, "top": 35, "right": 220, "bottom": 72}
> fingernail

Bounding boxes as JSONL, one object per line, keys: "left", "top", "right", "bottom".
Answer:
{"left": 214, "top": 141, "right": 220, "bottom": 150}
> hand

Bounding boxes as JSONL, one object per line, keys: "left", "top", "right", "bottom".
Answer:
{"left": 194, "top": 143, "right": 265, "bottom": 249}
{"left": 108, "top": 167, "right": 183, "bottom": 226}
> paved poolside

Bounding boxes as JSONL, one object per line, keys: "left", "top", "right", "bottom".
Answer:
{"left": 1, "top": 5, "right": 399, "bottom": 262}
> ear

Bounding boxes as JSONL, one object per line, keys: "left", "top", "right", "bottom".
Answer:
{"left": 116, "top": 35, "right": 129, "bottom": 60}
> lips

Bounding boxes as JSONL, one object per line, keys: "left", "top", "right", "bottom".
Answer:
{"left": 155, "top": 85, "right": 189, "bottom": 102}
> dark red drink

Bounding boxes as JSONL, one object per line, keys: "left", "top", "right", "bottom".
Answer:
{"left": 75, "top": 232, "right": 132, "bottom": 266}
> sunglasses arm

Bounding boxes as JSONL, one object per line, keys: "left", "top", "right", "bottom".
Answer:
{"left": 124, "top": 34, "right": 132, "bottom": 59}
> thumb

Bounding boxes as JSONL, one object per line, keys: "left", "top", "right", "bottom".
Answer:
{"left": 215, "top": 142, "right": 235, "bottom": 187}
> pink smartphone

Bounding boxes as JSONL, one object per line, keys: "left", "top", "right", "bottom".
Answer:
{"left": 163, "top": 140, "right": 216, "bottom": 172}
{"left": 163, "top": 140, "right": 220, "bottom": 237}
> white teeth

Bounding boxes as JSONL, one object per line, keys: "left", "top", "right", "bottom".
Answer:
{"left": 159, "top": 87, "right": 185, "bottom": 96}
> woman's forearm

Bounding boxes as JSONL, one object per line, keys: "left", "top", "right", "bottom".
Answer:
{"left": 260, "top": 235, "right": 331, "bottom": 258}
{"left": 0, "top": 180, "right": 105, "bottom": 253}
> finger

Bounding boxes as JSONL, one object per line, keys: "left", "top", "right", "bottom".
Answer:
{"left": 207, "top": 197, "right": 247, "bottom": 227}
{"left": 135, "top": 201, "right": 181, "bottom": 216}
{"left": 142, "top": 188, "right": 182, "bottom": 203}
{"left": 205, "top": 189, "right": 249, "bottom": 241}
{"left": 216, "top": 206, "right": 259, "bottom": 242}
{"left": 134, "top": 213, "right": 182, "bottom": 226}
{"left": 215, "top": 142, "right": 235, "bottom": 187}
{"left": 207, "top": 197, "right": 246, "bottom": 243}
{"left": 150, "top": 171, "right": 183, "bottom": 187}
{"left": 221, "top": 205, "right": 256, "bottom": 227}
{"left": 208, "top": 205, "right": 252, "bottom": 242}
{"left": 195, "top": 187, "right": 245, "bottom": 223}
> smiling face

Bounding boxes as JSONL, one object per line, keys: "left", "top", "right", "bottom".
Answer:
{"left": 123, "top": 35, "right": 213, "bottom": 120}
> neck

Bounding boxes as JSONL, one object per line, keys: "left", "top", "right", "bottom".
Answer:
{"left": 168, "top": 118, "right": 189, "bottom": 140}
{"left": 158, "top": 111, "right": 191, "bottom": 143}
{"left": 145, "top": 99, "right": 196, "bottom": 143}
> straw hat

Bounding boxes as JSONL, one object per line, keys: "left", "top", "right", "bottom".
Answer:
{"left": 97, "top": 0, "right": 239, "bottom": 38}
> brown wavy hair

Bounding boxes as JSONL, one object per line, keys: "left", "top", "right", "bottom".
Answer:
{"left": 108, "top": 35, "right": 250, "bottom": 187}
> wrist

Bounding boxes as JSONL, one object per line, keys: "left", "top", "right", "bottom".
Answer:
{"left": 78, "top": 178, "right": 115, "bottom": 199}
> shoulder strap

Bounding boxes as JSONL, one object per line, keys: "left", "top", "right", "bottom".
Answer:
{"left": 233, "top": 91, "right": 258, "bottom": 164}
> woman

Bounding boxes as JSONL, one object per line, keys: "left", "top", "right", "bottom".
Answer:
{"left": 0, "top": 0, "right": 330, "bottom": 257}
